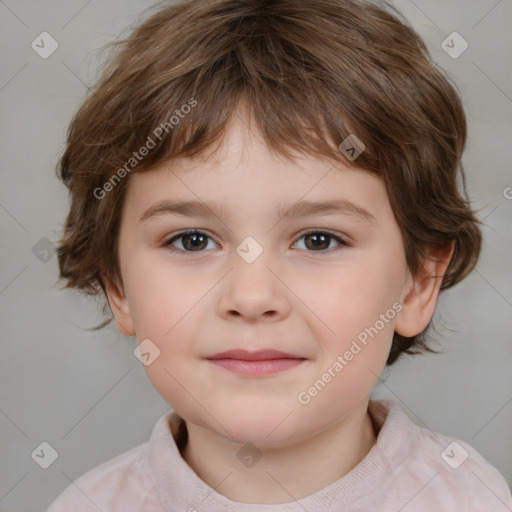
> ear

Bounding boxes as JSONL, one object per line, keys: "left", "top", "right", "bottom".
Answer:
{"left": 103, "top": 274, "right": 136, "bottom": 337}
{"left": 394, "top": 241, "right": 455, "bottom": 338}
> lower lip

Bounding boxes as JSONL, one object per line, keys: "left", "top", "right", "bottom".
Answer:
{"left": 207, "top": 358, "right": 305, "bottom": 376}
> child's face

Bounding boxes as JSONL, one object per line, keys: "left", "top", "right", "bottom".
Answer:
{"left": 108, "top": 111, "right": 419, "bottom": 446}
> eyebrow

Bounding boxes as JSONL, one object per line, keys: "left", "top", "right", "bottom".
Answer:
{"left": 139, "top": 198, "right": 377, "bottom": 224}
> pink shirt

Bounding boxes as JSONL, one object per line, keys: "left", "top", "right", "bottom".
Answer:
{"left": 47, "top": 399, "right": 512, "bottom": 511}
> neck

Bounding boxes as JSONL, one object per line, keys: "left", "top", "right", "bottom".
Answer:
{"left": 181, "top": 400, "right": 378, "bottom": 505}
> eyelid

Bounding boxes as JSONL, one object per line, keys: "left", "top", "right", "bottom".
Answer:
{"left": 163, "top": 228, "right": 218, "bottom": 246}
{"left": 294, "top": 228, "right": 350, "bottom": 245}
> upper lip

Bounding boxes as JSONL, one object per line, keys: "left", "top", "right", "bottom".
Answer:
{"left": 206, "top": 349, "right": 305, "bottom": 361}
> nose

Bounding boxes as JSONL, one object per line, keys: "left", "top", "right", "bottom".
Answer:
{"left": 217, "top": 246, "right": 292, "bottom": 323}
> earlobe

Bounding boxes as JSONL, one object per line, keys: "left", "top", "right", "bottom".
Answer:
{"left": 394, "top": 241, "right": 455, "bottom": 338}
{"left": 103, "top": 274, "right": 136, "bottom": 337}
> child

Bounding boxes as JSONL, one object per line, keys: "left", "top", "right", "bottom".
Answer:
{"left": 48, "top": 0, "right": 512, "bottom": 510}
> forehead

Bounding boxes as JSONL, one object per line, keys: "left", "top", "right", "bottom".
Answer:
{"left": 122, "top": 113, "right": 391, "bottom": 226}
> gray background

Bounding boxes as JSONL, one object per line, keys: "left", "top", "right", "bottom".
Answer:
{"left": 0, "top": 0, "right": 511, "bottom": 510}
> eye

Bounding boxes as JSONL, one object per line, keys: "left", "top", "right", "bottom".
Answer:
{"left": 292, "top": 230, "right": 348, "bottom": 252}
{"left": 163, "top": 229, "right": 348, "bottom": 256}
{"left": 164, "top": 229, "right": 218, "bottom": 255}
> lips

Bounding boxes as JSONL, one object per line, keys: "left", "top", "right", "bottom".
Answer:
{"left": 206, "top": 349, "right": 304, "bottom": 361}
{"left": 206, "top": 349, "right": 307, "bottom": 377}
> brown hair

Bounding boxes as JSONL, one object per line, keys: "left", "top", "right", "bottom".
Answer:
{"left": 55, "top": 0, "right": 482, "bottom": 365}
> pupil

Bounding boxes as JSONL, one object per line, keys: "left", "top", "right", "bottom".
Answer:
{"left": 309, "top": 233, "right": 328, "bottom": 249}
{"left": 187, "top": 234, "right": 205, "bottom": 250}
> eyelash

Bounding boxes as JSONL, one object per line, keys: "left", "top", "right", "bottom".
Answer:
{"left": 163, "top": 229, "right": 349, "bottom": 257}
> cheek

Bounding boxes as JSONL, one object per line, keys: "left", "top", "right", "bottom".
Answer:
{"left": 297, "top": 251, "right": 403, "bottom": 396}
{"left": 124, "top": 253, "right": 212, "bottom": 409}
{"left": 294, "top": 264, "right": 398, "bottom": 432}
{"left": 134, "top": 304, "right": 207, "bottom": 416}
{"left": 124, "top": 250, "right": 208, "bottom": 338}
{"left": 304, "top": 257, "right": 401, "bottom": 339}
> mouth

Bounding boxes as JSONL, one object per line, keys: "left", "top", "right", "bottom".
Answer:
{"left": 206, "top": 349, "right": 307, "bottom": 377}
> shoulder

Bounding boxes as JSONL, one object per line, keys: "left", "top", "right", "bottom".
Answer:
{"left": 407, "top": 429, "right": 511, "bottom": 510}
{"left": 46, "top": 443, "right": 161, "bottom": 512}
{"left": 371, "top": 400, "right": 512, "bottom": 511}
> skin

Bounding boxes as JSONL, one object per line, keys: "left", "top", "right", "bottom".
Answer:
{"left": 105, "top": 107, "right": 454, "bottom": 504}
